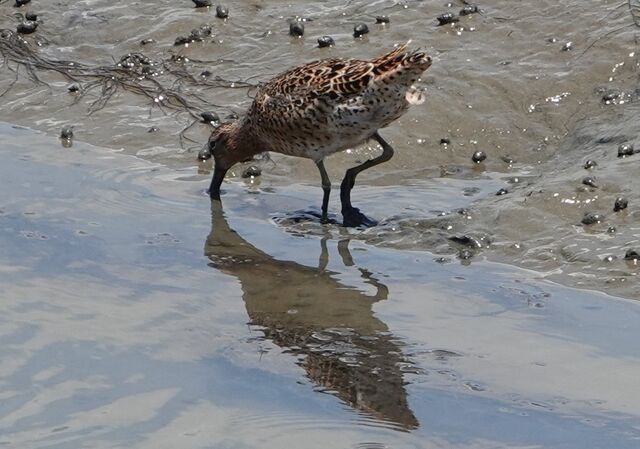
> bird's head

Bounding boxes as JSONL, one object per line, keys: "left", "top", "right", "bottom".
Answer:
{"left": 207, "top": 120, "right": 256, "bottom": 170}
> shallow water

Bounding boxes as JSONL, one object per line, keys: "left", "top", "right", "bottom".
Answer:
{"left": 1, "top": 0, "right": 640, "bottom": 446}
{"left": 2, "top": 123, "right": 640, "bottom": 447}
{"left": 1, "top": 0, "right": 639, "bottom": 296}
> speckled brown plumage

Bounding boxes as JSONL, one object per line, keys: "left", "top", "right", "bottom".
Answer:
{"left": 208, "top": 43, "right": 432, "bottom": 226}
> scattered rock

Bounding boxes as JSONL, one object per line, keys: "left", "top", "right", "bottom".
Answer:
{"left": 583, "top": 159, "right": 597, "bottom": 169}
{"left": 353, "top": 23, "right": 369, "bottom": 38}
{"left": 602, "top": 90, "right": 621, "bottom": 104}
{"left": 460, "top": 4, "right": 479, "bottom": 16}
{"left": 317, "top": 35, "right": 334, "bottom": 48}
{"left": 17, "top": 20, "right": 37, "bottom": 34}
{"left": 216, "top": 5, "right": 229, "bottom": 19}
{"left": 613, "top": 197, "right": 628, "bottom": 212}
{"left": 582, "top": 176, "right": 597, "bottom": 188}
{"left": 472, "top": 150, "right": 486, "bottom": 163}
{"left": 581, "top": 212, "right": 603, "bottom": 225}
{"left": 201, "top": 111, "right": 219, "bottom": 124}
{"left": 500, "top": 155, "right": 515, "bottom": 164}
{"left": 449, "top": 235, "right": 483, "bottom": 248}
{"left": 60, "top": 126, "right": 74, "bottom": 140}
{"left": 624, "top": 249, "right": 640, "bottom": 261}
{"left": 376, "top": 16, "right": 390, "bottom": 24}
{"left": 200, "top": 70, "right": 212, "bottom": 77}
{"left": 289, "top": 22, "right": 304, "bottom": 37}
{"left": 67, "top": 84, "right": 80, "bottom": 93}
{"left": 617, "top": 143, "right": 634, "bottom": 158}
{"left": 25, "top": 12, "right": 37, "bottom": 21}
{"left": 437, "top": 13, "right": 459, "bottom": 26}
{"left": 496, "top": 188, "right": 509, "bottom": 196}
{"left": 458, "top": 249, "right": 474, "bottom": 260}
{"left": 440, "top": 137, "right": 451, "bottom": 145}
{"left": 607, "top": 225, "right": 617, "bottom": 234}
{"left": 140, "top": 38, "right": 155, "bottom": 45}
{"left": 14, "top": 0, "right": 31, "bottom": 7}
{"left": 241, "top": 165, "right": 262, "bottom": 178}
{"left": 561, "top": 41, "right": 572, "bottom": 51}
{"left": 175, "top": 24, "right": 213, "bottom": 45}
{"left": 198, "top": 145, "right": 211, "bottom": 160}
{"left": 192, "top": 0, "right": 212, "bottom": 7}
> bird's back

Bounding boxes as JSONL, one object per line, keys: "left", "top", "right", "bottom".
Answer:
{"left": 247, "top": 44, "right": 432, "bottom": 161}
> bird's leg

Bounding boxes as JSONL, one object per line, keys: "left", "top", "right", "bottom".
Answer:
{"left": 208, "top": 165, "right": 228, "bottom": 200}
{"left": 315, "top": 159, "right": 331, "bottom": 223}
{"left": 340, "top": 131, "right": 394, "bottom": 227}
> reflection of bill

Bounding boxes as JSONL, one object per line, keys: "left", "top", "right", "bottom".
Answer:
{"left": 204, "top": 201, "right": 418, "bottom": 430}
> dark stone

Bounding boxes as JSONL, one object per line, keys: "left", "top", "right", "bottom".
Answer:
{"left": 198, "top": 145, "right": 211, "bottom": 161}
{"left": 140, "top": 38, "right": 155, "bottom": 45}
{"left": 201, "top": 111, "right": 220, "bottom": 124}
{"left": 17, "top": 20, "right": 37, "bottom": 34}
{"left": 449, "top": 235, "right": 483, "bottom": 248}
{"left": 561, "top": 41, "right": 573, "bottom": 51}
{"left": 581, "top": 212, "right": 603, "bottom": 225}
{"left": 353, "top": 23, "right": 369, "bottom": 38}
{"left": 174, "top": 36, "right": 190, "bottom": 46}
{"left": 458, "top": 249, "right": 474, "bottom": 260}
{"left": 437, "top": 13, "right": 459, "bottom": 26}
{"left": 440, "top": 137, "right": 451, "bottom": 145}
{"left": 472, "top": 150, "right": 486, "bottom": 163}
{"left": 289, "top": 22, "right": 304, "bottom": 37}
{"left": 148, "top": 127, "right": 159, "bottom": 133}
{"left": 14, "top": 0, "right": 31, "bottom": 6}
{"left": 614, "top": 197, "right": 628, "bottom": 212}
{"left": 496, "top": 188, "right": 509, "bottom": 196}
{"left": 317, "top": 36, "right": 335, "bottom": 48}
{"left": 460, "top": 4, "right": 479, "bottom": 16}
{"left": 602, "top": 90, "right": 620, "bottom": 104}
{"left": 192, "top": 0, "right": 212, "bottom": 7}
{"left": 200, "top": 70, "right": 212, "bottom": 77}
{"left": 241, "top": 165, "right": 262, "bottom": 178}
{"left": 583, "top": 159, "right": 597, "bottom": 169}
{"left": 607, "top": 225, "right": 617, "bottom": 234}
{"left": 67, "top": 84, "right": 80, "bottom": 93}
{"left": 500, "top": 155, "right": 515, "bottom": 164}
{"left": 190, "top": 24, "right": 212, "bottom": 41}
{"left": 216, "top": 5, "right": 229, "bottom": 19}
{"left": 60, "top": 126, "right": 74, "bottom": 140}
{"left": 25, "top": 12, "right": 37, "bottom": 21}
{"left": 376, "top": 16, "right": 390, "bottom": 24}
{"left": 582, "top": 176, "right": 597, "bottom": 188}
{"left": 617, "top": 143, "right": 634, "bottom": 158}
{"left": 624, "top": 249, "right": 640, "bottom": 260}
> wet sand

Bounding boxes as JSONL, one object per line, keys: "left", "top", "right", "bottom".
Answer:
{"left": 1, "top": 122, "right": 640, "bottom": 448}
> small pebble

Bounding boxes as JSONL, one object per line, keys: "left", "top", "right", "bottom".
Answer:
{"left": 140, "top": 38, "right": 155, "bottom": 45}
{"left": 602, "top": 90, "right": 620, "bottom": 104}
{"left": 472, "top": 150, "right": 487, "bottom": 163}
{"left": 496, "top": 188, "right": 509, "bottom": 196}
{"left": 289, "top": 22, "right": 304, "bottom": 37}
{"left": 14, "top": 0, "right": 31, "bottom": 6}
{"left": 437, "top": 13, "right": 459, "bottom": 26}
{"left": 376, "top": 16, "right": 390, "bottom": 24}
{"left": 317, "top": 35, "right": 334, "bottom": 48}
{"left": 17, "top": 20, "right": 37, "bottom": 34}
{"left": 582, "top": 176, "right": 597, "bottom": 188}
{"left": 581, "top": 212, "right": 603, "bottom": 225}
{"left": 607, "top": 225, "right": 617, "bottom": 234}
{"left": 174, "top": 36, "right": 190, "bottom": 46}
{"left": 561, "top": 41, "right": 573, "bottom": 51}
{"left": 353, "top": 23, "right": 369, "bottom": 38}
{"left": 460, "top": 4, "right": 479, "bottom": 16}
{"left": 500, "top": 155, "right": 515, "bottom": 164}
{"left": 458, "top": 249, "right": 474, "bottom": 260}
{"left": 583, "top": 159, "right": 597, "bottom": 169}
{"left": 617, "top": 143, "right": 634, "bottom": 158}
{"left": 148, "top": 126, "right": 159, "bottom": 133}
{"left": 440, "top": 137, "right": 451, "bottom": 145}
{"left": 216, "top": 5, "right": 229, "bottom": 19}
{"left": 547, "top": 37, "right": 558, "bottom": 43}
{"left": 200, "top": 70, "right": 212, "bottom": 77}
{"left": 201, "top": 111, "right": 219, "bottom": 124}
{"left": 624, "top": 249, "right": 640, "bottom": 261}
{"left": 67, "top": 84, "right": 80, "bottom": 93}
{"left": 192, "top": 0, "right": 212, "bottom": 7}
{"left": 60, "top": 126, "right": 74, "bottom": 140}
{"left": 25, "top": 12, "right": 37, "bottom": 21}
{"left": 198, "top": 145, "right": 211, "bottom": 161}
{"left": 241, "top": 165, "right": 262, "bottom": 178}
{"left": 613, "top": 197, "right": 628, "bottom": 212}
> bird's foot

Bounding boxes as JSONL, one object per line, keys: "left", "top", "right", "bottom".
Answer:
{"left": 342, "top": 207, "right": 377, "bottom": 228}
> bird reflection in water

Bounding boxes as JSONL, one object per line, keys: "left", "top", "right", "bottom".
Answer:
{"left": 204, "top": 201, "right": 419, "bottom": 430}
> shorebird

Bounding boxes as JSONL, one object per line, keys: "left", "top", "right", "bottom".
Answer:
{"left": 207, "top": 43, "right": 432, "bottom": 226}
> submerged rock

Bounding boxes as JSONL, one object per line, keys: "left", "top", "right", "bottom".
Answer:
{"left": 472, "top": 150, "right": 486, "bottom": 163}
{"left": 583, "top": 159, "right": 597, "bottom": 169}
{"left": 582, "top": 176, "right": 597, "bottom": 188}
{"left": 617, "top": 143, "right": 634, "bottom": 158}
{"left": 216, "top": 5, "right": 229, "bottom": 19}
{"left": 289, "top": 22, "right": 304, "bottom": 37}
{"left": 437, "top": 13, "right": 459, "bottom": 26}
{"left": 376, "top": 16, "right": 390, "bottom": 24}
{"left": 624, "top": 249, "right": 640, "bottom": 261}
{"left": 192, "top": 0, "right": 212, "bottom": 7}
{"left": 317, "top": 36, "right": 334, "bottom": 48}
{"left": 613, "top": 197, "right": 628, "bottom": 212}
{"left": 60, "top": 126, "right": 74, "bottom": 140}
{"left": 460, "top": 4, "right": 479, "bottom": 16}
{"left": 198, "top": 145, "right": 211, "bottom": 161}
{"left": 581, "top": 212, "right": 603, "bottom": 225}
{"left": 241, "top": 165, "right": 262, "bottom": 178}
{"left": 14, "top": 0, "right": 31, "bottom": 7}
{"left": 17, "top": 20, "right": 37, "bottom": 34}
{"left": 201, "top": 111, "right": 219, "bottom": 124}
{"left": 353, "top": 23, "right": 369, "bottom": 38}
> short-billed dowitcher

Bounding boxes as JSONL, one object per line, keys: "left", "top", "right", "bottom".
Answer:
{"left": 207, "top": 43, "right": 432, "bottom": 226}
